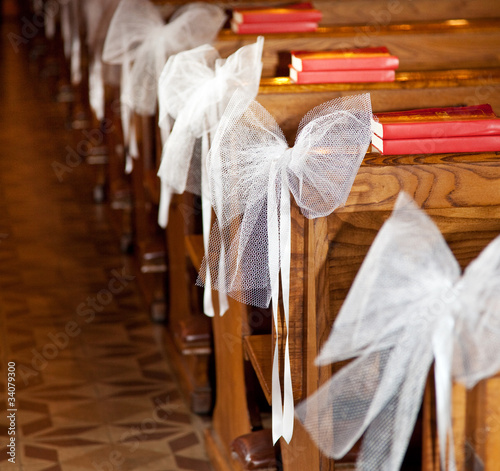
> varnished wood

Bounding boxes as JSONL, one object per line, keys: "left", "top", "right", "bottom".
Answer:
{"left": 185, "top": 233, "right": 205, "bottom": 272}
{"left": 243, "top": 334, "right": 272, "bottom": 404}
{"left": 208, "top": 297, "right": 254, "bottom": 470}
{"left": 215, "top": 19, "right": 500, "bottom": 77}
{"left": 153, "top": 0, "right": 500, "bottom": 25}
{"left": 276, "top": 148, "right": 500, "bottom": 470}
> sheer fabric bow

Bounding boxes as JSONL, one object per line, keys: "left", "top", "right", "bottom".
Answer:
{"left": 157, "top": 37, "right": 264, "bottom": 227}
{"left": 103, "top": 0, "right": 226, "bottom": 162}
{"left": 199, "top": 91, "right": 372, "bottom": 443}
{"left": 295, "top": 192, "right": 500, "bottom": 470}
{"left": 157, "top": 38, "right": 264, "bottom": 317}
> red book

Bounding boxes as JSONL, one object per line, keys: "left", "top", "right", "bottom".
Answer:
{"left": 291, "top": 47, "right": 399, "bottom": 71}
{"left": 371, "top": 133, "right": 500, "bottom": 155}
{"left": 289, "top": 67, "right": 395, "bottom": 84}
{"left": 232, "top": 4, "right": 322, "bottom": 24}
{"left": 372, "top": 104, "right": 500, "bottom": 139}
{"left": 231, "top": 20, "right": 318, "bottom": 34}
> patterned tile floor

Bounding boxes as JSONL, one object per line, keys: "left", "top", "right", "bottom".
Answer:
{"left": 0, "top": 17, "right": 212, "bottom": 471}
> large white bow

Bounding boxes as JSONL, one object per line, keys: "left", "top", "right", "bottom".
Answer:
{"left": 103, "top": 0, "right": 226, "bottom": 162}
{"left": 200, "top": 91, "right": 372, "bottom": 443}
{"left": 157, "top": 37, "right": 264, "bottom": 227}
{"left": 295, "top": 192, "right": 500, "bottom": 470}
{"left": 157, "top": 38, "right": 264, "bottom": 318}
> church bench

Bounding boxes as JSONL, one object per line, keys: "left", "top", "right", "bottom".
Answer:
{"left": 238, "top": 149, "right": 500, "bottom": 470}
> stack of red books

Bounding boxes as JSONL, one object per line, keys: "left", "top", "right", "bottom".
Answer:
{"left": 371, "top": 104, "right": 500, "bottom": 155}
{"left": 289, "top": 46, "right": 399, "bottom": 84}
{"left": 230, "top": 2, "right": 322, "bottom": 34}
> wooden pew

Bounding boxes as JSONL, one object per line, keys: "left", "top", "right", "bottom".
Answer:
{"left": 239, "top": 149, "right": 500, "bottom": 470}
{"left": 184, "top": 65, "right": 500, "bottom": 469}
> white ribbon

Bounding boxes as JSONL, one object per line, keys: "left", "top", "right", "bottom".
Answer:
{"left": 60, "top": 0, "right": 81, "bottom": 85}
{"left": 103, "top": 0, "right": 226, "bottom": 167}
{"left": 83, "top": 0, "right": 121, "bottom": 121}
{"left": 201, "top": 91, "right": 372, "bottom": 443}
{"left": 295, "top": 192, "right": 500, "bottom": 470}
{"left": 157, "top": 38, "right": 264, "bottom": 317}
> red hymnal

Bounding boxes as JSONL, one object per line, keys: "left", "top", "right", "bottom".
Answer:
{"left": 232, "top": 3, "right": 322, "bottom": 24}
{"left": 371, "top": 104, "right": 500, "bottom": 140}
{"left": 231, "top": 20, "right": 318, "bottom": 34}
{"left": 371, "top": 133, "right": 500, "bottom": 155}
{"left": 289, "top": 67, "right": 395, "bottom": 84}
{"left": 291, "top": 47, "right": 399, "bottom": 71}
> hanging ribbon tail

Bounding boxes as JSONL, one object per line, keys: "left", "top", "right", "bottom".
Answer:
{"left": 432, "top": 317, "right": 456, "bottom": 471}
{"left": 89, "top": 57, "right": 105, "bottom": 121}
{"left": 69, "top": 0, "right": 81, "bottom": 86}
{"left": 280, "top": 179, "right": 294, "bottom": 443}
{"left": 157, "top": 180, "right": 173, "bottom": 229}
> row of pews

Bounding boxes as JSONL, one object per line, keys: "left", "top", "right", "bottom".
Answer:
{"left": 31, "top": 0, "right": 500, "bottom": 470}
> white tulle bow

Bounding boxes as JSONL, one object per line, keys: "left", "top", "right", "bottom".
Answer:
{"left": 103, "top": 0, "right": 226, "bottom": 116}
{"left": 200, "top": 91, "right": 372, "bottom": 443}
{"left": 157, "top": 38, "right": 264, "bottom": 318}
{"left": 103, "top": 0, "right": 225, "bottom": 164}
{"left": 157, "top": 37, "right": 264, "bottom": 227}
{"left": 295, "top": 192, "right": 500, "bottom": 470}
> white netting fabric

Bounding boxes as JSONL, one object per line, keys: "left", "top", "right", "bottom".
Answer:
{"left": 295, "top": 192, "right": 500, "bottom": 470}
{"left": 103, "top": 0, "right": 226, "bottom": 117}
{"left": 156, "top": 37, "right": 264, "bottom": 228}
{"left": 198, "top": 91, "right": 372, "bottom": 442}
{"left": 199, "top": 91, "right": 372, "bottom": 309}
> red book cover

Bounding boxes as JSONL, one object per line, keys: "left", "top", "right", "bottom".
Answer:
{"left": 232, "top": 3, "right": 322, "bottom": 24}
{"left": 372, "top": 104, "right": 500, "bottom": 139}
{"left": 231, "top": 20, "right": 318, "bottom": 34}
{"left": 291, "top": 47, "right": 399, "bottom": 71}
{"left": 371, "top": 133, "right": 500, "bottom": 155}
{"left": 289, "top": 67, "right": 395, "bottom": 84}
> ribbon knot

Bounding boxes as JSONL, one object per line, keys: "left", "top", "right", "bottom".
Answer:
{"left": 296, "top": 192, "right": 500, "bottom": 470}
{"left": 199, "top": 91, "right": 372, "bottom": 443}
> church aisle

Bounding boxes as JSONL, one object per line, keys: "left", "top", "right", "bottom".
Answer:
{"left": 0, "top": 15, "right": 212, "bottom": 471}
